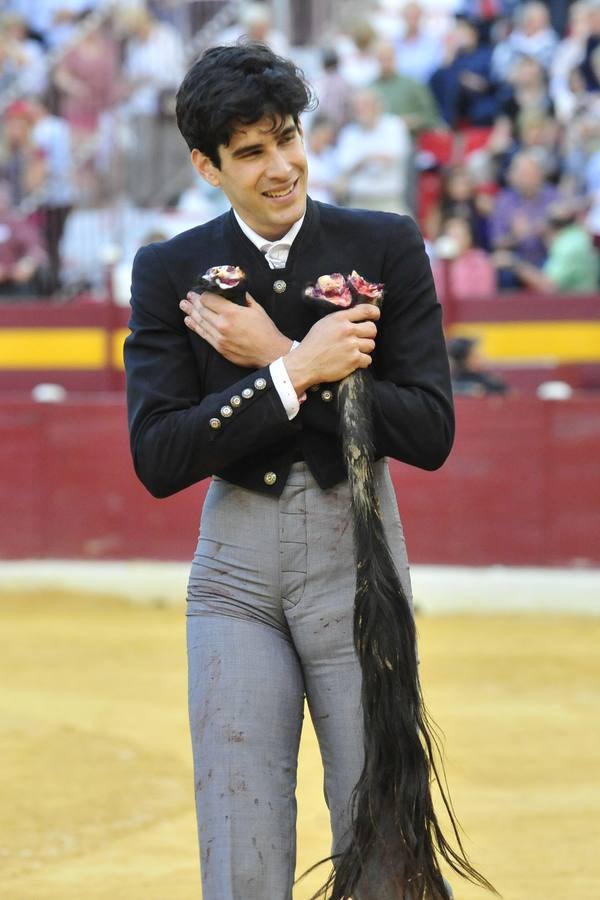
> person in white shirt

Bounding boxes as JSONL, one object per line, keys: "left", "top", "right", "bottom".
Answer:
{"left": 116, "top": 6, "right": 187, "bottom": 206}
{"left": 335, "top": 88, "right": 412, "bottom": 214}
{"left": 305, "top": 114, "right": 340, "bottom": 205}
{"left": 393, "top": 1, "right": 443, "bottom": 84}
{"left": 491, "top": 1, "right": 559, "bottom": 81}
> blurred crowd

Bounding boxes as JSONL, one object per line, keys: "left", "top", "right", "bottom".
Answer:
{"left": 0, "top": 0, "right": 599, "bottom": 300}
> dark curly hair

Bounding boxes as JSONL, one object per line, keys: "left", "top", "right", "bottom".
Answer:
{"left": 175, "top": 42, "right": 315, "bottom": 168}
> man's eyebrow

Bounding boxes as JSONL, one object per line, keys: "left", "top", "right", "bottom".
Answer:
{"left": 230, "top": 125, "right": 297, "bottom": 158}
{"left": 231, "top": 142, "right": 264, "bottom": 158}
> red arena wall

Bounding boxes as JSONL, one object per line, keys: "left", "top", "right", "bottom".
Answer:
{"left": 2, "top": 393, "right": 599, "bottom": 567}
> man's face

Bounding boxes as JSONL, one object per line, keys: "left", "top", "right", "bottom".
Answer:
{"left": 509, "top": 157, "right": 543, "bottom": 196}
{"left": 194, "top": 115, "right": 308, "bottom": 240}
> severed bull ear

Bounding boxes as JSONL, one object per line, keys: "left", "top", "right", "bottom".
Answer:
{"left": 304, "top": 271, "right": 384, "bottom": 319}
{"left": 192, "top": 265, "right": 247, "bottom": 305}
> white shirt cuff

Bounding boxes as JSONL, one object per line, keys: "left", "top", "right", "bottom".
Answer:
{"left": 269, "top": 356, "right": 301, "bottom": 420}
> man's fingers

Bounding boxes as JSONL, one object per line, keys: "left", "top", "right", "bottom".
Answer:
{"left": 184, "top": 312, "right": 220, "bottom": 346}
{"left": 357, "top": 338, "right": 376, "bottom": 354}
{"left": 357, "top": 351, "right": 374, "bottom": 368}
{"left": 181, "top": 297, "right": 223, "bottom": 330}
{"left": 344, "top": 303, "right": 381, "bottom": 321}
{"left": 354, "top": 320, "right": 378, "bottom": 338}
{"left": 189, "top": 290, "right": 230, "bottom": 313}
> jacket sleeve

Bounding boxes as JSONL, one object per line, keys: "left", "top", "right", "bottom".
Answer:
{"left": 371, "top": 215, "right": 454, "bottom": 470}
{"left": 299, "top": 216, "right": 454, "bottom": 471}
{"left": 124, "top": 243, "right": 300, "bottom": 498}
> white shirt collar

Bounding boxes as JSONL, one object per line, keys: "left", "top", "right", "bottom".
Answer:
{"left": 233, "top": 209, "right": 305, "bottom": 253}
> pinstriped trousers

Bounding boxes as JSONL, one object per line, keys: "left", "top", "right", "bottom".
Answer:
{"left": 186, "top": 460, "right": 412, "bottom": 900}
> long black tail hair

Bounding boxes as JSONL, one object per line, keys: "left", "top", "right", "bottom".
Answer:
{"left": 303, "top": 273, "right": 498, "bottom": 900}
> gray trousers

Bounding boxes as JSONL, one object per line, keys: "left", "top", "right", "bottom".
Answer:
{"left": 186, "top": 461, "right": 412, "bottom": 900}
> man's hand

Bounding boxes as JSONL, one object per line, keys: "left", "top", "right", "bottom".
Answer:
{"left": 180, "top": 290, "right": 292, "bottom": 368}
{"left": 283, "top": 304, "right": 380, "bottom": 395}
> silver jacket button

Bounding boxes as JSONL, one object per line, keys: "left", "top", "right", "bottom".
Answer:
{"left": 242, "top": 387, "right": 254, "bottom": 399}
{"left": 263, "top": 471, "right": 277, "bottom": 486}
{"left": 321, "top": 389, "right": 334, "bottom": 402}
{"left": 220, "top": 405, "right": 233, "bottom": 417}
{"left": 254, "top": 377, "right": 267, "bottom": 390}
{"left": 273, "top": 279, "right": 287, "bottom": 294}
{"left": 230, "top": 395, "right": 241, "bottom": 407}
{"left": 209, "top": 417, "right": 221, "bottom": 429}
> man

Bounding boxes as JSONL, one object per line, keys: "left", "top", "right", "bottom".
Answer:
{"left": 124, "top": 43, "right": 454, "bottom": 900}
{"left": 490, "top": 150, "right": 558, "bottom": 288}
{"left": 335, "top": 88, "right": 412, "bottom": 213}
{"left": 429, "top": 14, "right": 501, "bottom": 129}
{"left": 447, "top": 336, "right": 508, "bottom": 396}
{"left": 4, "top": 97, "right": 75, "bottom": 293}
{"left": 371, "top": 39, "right": 441, "bottom": 136}
{"left": 0, "top": 178, "right": 47, "bottom": 297}
{"left": 493, "top": 201, "right": 600, "bottom": 292}
{"left": 491, "top": 1, "right": 558, "bottom": 81}
{"left": 393, "top": 1, "right": 442, "bottom": 84}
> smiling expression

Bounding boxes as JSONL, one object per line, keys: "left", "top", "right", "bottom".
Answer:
{"left": 192, "top": 114, "right": 308, "bottom": 241}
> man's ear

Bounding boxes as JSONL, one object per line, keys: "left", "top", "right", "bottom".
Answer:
{"left": 191, "top": 149, "right": 221, "bottom": 188}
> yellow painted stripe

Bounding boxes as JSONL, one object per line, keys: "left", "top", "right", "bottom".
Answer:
{"left": 448, "top": 322, "right": 600, "bottom": 363}
{"left": 112, "top": 328, "right": 129, "bottom": 370}
{"left": 0, "top": 328, "right": 107, "bottom": 369}
{"left": 1, "top": 320, "right": 599, "bottom": 371}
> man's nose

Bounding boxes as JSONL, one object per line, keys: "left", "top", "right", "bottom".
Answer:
{"left": 266, "top": 149, "right": 293, "bottom": 180}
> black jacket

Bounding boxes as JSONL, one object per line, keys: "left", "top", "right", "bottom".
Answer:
{"left": 124, "top": 199, "right": 454, "bottom": 498}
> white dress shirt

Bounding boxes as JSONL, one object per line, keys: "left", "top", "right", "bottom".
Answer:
{"left": 234, "top": 211, "right": 306, "bottom": 419}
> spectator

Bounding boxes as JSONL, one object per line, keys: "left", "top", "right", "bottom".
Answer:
{"left": 490, "top": 150, "right": 559, "bottom": 287}
{"left": 393, "top": 2, "right": 442, "bottom": 84}
{"left": 116, "top": 7, "right": 186, "bottom": 207}
{"left": 580, "top": 0, "right": 600, "bottom": 91}
{"left": 427, "top": 164, "right": 492, "bottom": 247}
{"left": 335, "top": 88, "right": 412, "bottom": 213}
{"left": 550, "top": 1, "right": 592, "bottom": 122}
{"left": 563, "top": 105, "right": 600, "bottom": 234}
{"left": 371, "top": 39, "right": 441, "bottom": 136}
{"left": 516, "top": 110, "right": 562, "bottom": 182}
{"left": 430, "top": 15, "right": 501, "bottom": 128}
{"left": 447, "top": 335, "right": 509, "bottom": 395}
{"left": 0, "top": 12, "right": 48, "bottom": 96}
{"left": 493, "top": 201, "right": 600, "bottom": 292}
{"left": 498, "top": 54, "right": 555, "bottom": 136}
{"left": 311, "top": 48, "right": 353, "bottom": 134}
{"left": 305, "top": 115, "right": 339, "bottom": 205}
{"left": 53, "top": 21, "right": 120, "bottom": 138}
{"left": 11, "top": 0, "right": 103, "bottom": 50}
{"left": 432, "top": 215, "right": 497, "bottom": 301}
{"left": 339, "top": 20, "right": 380, "bottom": 87}
{"left": 118, "top": 8, "right": 185, "bottom": 119}
{"left": 583, "top": 147, "right": 600, "bottom": 243}
{"left": 1, "top": 100, "right": 44, "bottom": 207}
{"left": 0, "top": 177, "right": 47, "bottom": 297}
{"left": 491, "top": 2, "right": 559, "bottom": 81}
{"left": 491, "top": 108, "right": 563, "bottom": 188}
{"left": 26, "top": 97, "right": 76, "bottom": 292}
{"left": 219, "top": 2, "right": 289, "bottom": 57}
{"left": 457, "top": 0, "right": 514, "bottom": 44}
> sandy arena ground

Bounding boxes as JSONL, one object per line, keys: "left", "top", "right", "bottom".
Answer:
{"left": 1, "top": 590, "right": 599, "bottom": 900}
